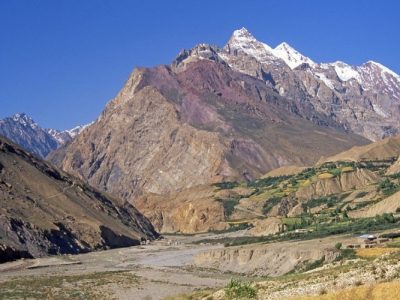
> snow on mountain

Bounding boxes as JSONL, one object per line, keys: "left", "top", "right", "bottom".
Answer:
{"left": 64, "top": 122, "right": 94, "bottom": 138}
{"left": 313, "top": 72, "right": 335, "bottom": 89}
{"left": 10, "top": 113, "right": 39, "bottom": 129}
{"left": 0, "top": 113, "right": 92, "bottom": 157}
{"left": 225, "top": 27, "right": 279, "bottom": 64}
{"left": 273, "top": 42, "right": 316, "bottom": 69}
{"left": 367, "top": 61, "right": 400, "bottom": 81}
{"left": 47, "top": 122, "right": 94, "bottom": 144}
{"left": 330, "top": 61, "right": 362, "bottom": 83}
{"left": 223, "top": 28, "right": 400, "bottom": 94}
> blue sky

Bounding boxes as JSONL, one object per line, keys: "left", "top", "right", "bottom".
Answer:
{"left": 1, "top": 0, "right": 399, "bottom": 130}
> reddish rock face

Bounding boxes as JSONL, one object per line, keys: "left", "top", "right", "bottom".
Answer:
{"left": 49, "top": 54, "right": 368, "bottom": 204}
{"left": 48, "top": 29, "right": 400, "bottom": 233}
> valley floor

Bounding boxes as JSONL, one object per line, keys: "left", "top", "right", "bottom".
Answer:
{"left": 1, "top": 230, "right": 400, "bottom": 299}
{"left": 0, "top": 237, "right": 229, "bottom": 300}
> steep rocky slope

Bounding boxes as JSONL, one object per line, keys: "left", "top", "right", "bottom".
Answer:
{"left": 49, "top": 49, "right": 368, "bottom": 203}
{"left": 222, "top": 28, "right": 400, "bottom": 141}
{"left": 48, "top": 28, "right": 400, "bottom": 234}
{"left": 318, "top": 135, "right": 400, "bottom": 163}
{"left": 0, "top": 136, "right": 157, "bottom": 263}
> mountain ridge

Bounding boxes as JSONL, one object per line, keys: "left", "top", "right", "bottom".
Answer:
{"left": 0, "top": 113, "right": 92, "bottom": 158}
{"left": 0, "top": 134, "right": 157, "bottom": 262}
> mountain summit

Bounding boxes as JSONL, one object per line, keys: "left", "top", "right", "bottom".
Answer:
{"left": 46, "top": 27, "right": 400, "bottom": 234}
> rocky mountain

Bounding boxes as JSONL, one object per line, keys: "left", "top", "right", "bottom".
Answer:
{"left": 0, "top": 113, "right": 91, "bottom": 158}
{"left": 223, "top": 28, "right": 400, "bottom": 141}
{"left": 49, "top": 53, "right": 368, "bottom": 201}
{"left": 49, "top": 28, "right": 400, "bottom": 228}
{"left": 0, "top": 135, "right": 157, "bottom": 263}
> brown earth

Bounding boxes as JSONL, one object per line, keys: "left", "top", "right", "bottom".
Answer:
{"left": 318, "top": 136, "right": 400, "bottom": 164}
{"left": 0, "top": 136, "right": 157, "bottom": 262}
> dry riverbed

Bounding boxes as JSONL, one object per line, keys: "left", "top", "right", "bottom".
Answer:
{"left": 0, "top": 235, "right": 236, "bottom": 300}
{"left": 0, "top": 231, "right": 392, "bottom": 300}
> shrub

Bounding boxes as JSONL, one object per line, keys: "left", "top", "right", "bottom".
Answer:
{"left": 378, "top": 178, "right": 399, "bottom": 196}
{"left": 262, "top": 196, "right": 282, "bottom": 215}
{"left": 247, "top": 175, "right": 290, "bottom": 188}
{"left": 214, "top": 182, "right": 238, "bottom": 190}
{"left": 335, "top": 242, "right": 342, "bottom": 250}
{"left": 303, "top": 195, "right": 338, "bottom": 210}
{"left": 224, "top": 279, "right": 257, "bottom": 299}
{"left": 216, "top": 197, "right": 241, "bottom": 217}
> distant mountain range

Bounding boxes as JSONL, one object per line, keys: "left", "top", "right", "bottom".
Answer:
{"left": 0, "top": 113, "right": 92, "bottom": 158}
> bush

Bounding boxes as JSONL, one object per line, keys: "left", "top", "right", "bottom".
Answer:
{"left": 378, "top": 178, "right": 399, "bottom": 196}
{"left": 216, "top": 197, "right": 241, "bottom": 217}
{"left": 262, "top": 196, "right": 282, "bottom": 215}
{"left": 335, "top": 242, "right": 342, "bottom": 250}
{"left": 303, "top": 195, "right": 338, "bottom": 210}
{"left": 335, "top": 249, "right": 356, "bottom": 261}
{"left": 247, "top": 175, "right": 290, "bottom": 188}
{"left": 224, "top": 279, "right": 257, "bottom": 299}
{"left": 214, "top": 182, "right": 238, "bottom": 190}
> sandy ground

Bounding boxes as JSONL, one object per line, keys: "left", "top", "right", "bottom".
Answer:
{"left": 0, "top": 235, "right": 233, "bottom": 300}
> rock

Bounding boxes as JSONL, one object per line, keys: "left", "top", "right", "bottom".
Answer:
{"left": 0, "top": 136, "right": 158, "bottom": 263}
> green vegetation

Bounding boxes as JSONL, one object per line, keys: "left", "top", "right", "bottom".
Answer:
{"left": 338, "top": 248, "right": 357, "bottom": 260}
{"left": 355, "top": 191, "right": 369, "bottom": 198}
{"left": 302, "top": 195, "right": 339, "bottom": 211}
{"left": 301, "top": 256, "right": 325, "bottom": 272}
{"left": 262, "top": 196, "right": 282, "bottom": 215}
{"left": 196, "top": 214, "right": 400, "bottom": 247}
{"left": 217, "top": 197, "right": 241, "bottom": 217}
{"left": 335, "top": 242, "right": 342, "bottom": 250}
{"left": 210, "top": 222, "right": 253, "bottom": 234}
{"left": 378, "top": 178, "right": 400, "bottom": 196}
{"left": 247, "top": 175, "right": 290, "bottom": 188}
{"left": 214, "top": 181, "right": 239, "bottom": 190}
{"left": 224, "top": 279, "right": 257, "bottom": 299}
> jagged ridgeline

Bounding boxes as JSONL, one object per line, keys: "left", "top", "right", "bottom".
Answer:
{"left": 47, "top": 28, "right": 400, "bottom": 234}
{"left": 0, "top": 136, "right": 157, "bottom": 263}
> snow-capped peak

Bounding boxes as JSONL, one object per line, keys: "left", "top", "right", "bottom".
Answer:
{"left": 64, "top": 121, "right": 94, "bottom": 138}
{"left": 11, "top": 113, "right": 38, "bottom": 129}
{"left": 365, "top": 61, "right": 400, "bottom": 81}
{"left": 225, "top": 27, "right": 277, "bottom": 63}
{"left": 46, "top": 121, "right": 94, "bottom": 146}
{"left": 273, "top": 42, "right": 316, "bottom": 69}
{"left": 226, "top": 28, "right": 315, "bottom": 69}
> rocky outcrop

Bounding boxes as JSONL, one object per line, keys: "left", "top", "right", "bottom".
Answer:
{"left": 386, "top": 156, "right": 400, "bottom": 175}
{"left": 318, "top": 136, "right": 400, "bottom": 164}
{"left": 0, "top": 136, "right": 157, "bottom": 262}
{"left": 295, "top": 168, "right": 379, "bottom": 200}
{"left": 349, "top": 190, "right": 400, "bottom": 218}
{"left": 135, "top": 185, "right": 227, "bottom": 233}
{"left": 193, "top": 239, "right": 339, "bottom": 276}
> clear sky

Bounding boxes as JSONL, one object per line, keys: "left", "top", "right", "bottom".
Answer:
{"left": 1, "top": 0, "right": 399, "bottom": 130}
